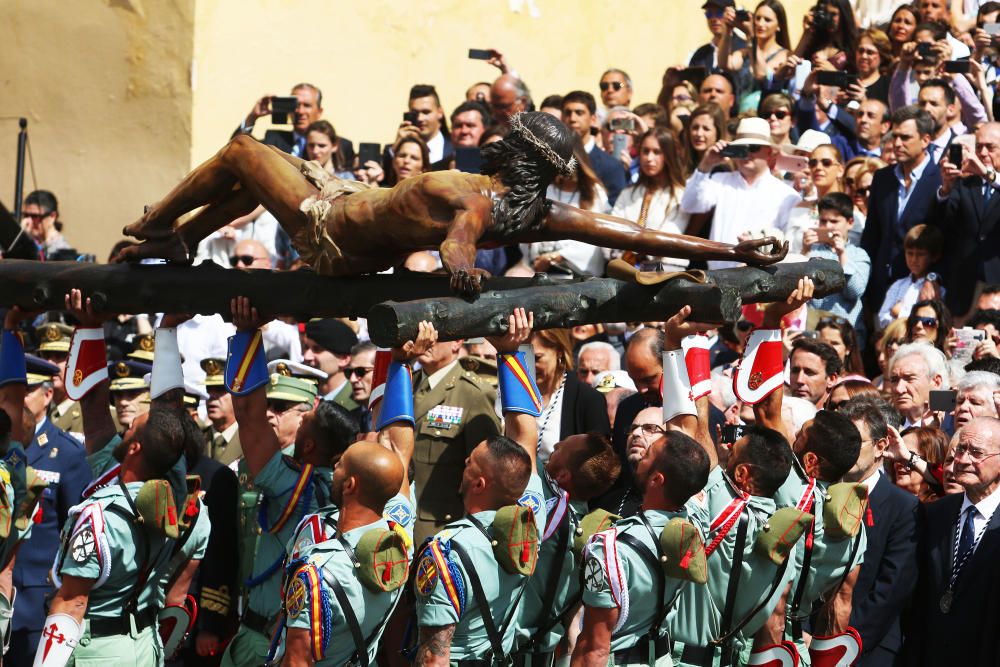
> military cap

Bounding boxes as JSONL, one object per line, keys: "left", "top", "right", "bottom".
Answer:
{"left": 304, "top": 318, "right": 357, "bottom": 355}
{"left": 266, "top": 374, "right": 318, "bottom": 404}
{"left": 26, "top": 355, "right": 60, "bottom": 387}
{"left": 267, "top": 359, "right": 329, "bottom": 383}
{"left": 108, "top": 359, "right": 152, "bottom": 392}
{"left": 127, "top": 333, "right": 156, "bottom": 362}
{"left": 35, "top": 322, "right": 74, "bottom": 354}
{"left": 200, "top": 358, "right": 225, "bottom": 387}
{"left": 592, "top": 370, "right": 637, "bottom": 393}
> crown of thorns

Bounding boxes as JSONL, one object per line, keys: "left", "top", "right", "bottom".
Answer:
{"left": 509, "top": 113, "right": 577, "bottom": 176}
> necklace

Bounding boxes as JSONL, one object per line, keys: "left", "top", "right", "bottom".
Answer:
{"left": 537, "top": 373, "right": 567, "bottom": 446}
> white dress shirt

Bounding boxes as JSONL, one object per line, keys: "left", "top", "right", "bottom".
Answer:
{"left": 680, "top": 169, "right": 801, "bottom": 269}
{"left": 609, "top": 184, "right": 692, "bottom": 269}
{"left": 426, "top": 131, "right": 446, "bottom": 165}
{"left": 958, "top": 484, "right": 1000, "bottom": 556}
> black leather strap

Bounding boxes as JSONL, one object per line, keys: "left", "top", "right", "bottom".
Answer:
{"left": 452, "top": 541, "right": 507, "bottom": 664}
{"left": 617, "top": 531, "right": 674, "bottom": 645}
{"left": 718, "top": 511, "right": 749, "bottom": 639}
{"left": 327, "top": 575, "right": 370, "bottom": 667}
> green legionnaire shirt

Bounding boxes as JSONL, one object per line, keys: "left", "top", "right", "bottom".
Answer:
{"left": 774, "top": 469, "right": 867, "bottom": 662}
{"left": 581, "top": 509, "right": 692, "bottom": 653}
{"left": 243, "top": 449, "right": 332, "bottom": 623}
{"left": 670, "top": 466, "right": 802, "bottom": 663}
{"left": 284, "top": 519, "right": 402, "bottom": 666}
{"left": 54, "top": 481, "right": 175, "bottom": 618}
{"left": 514, "top": 468, "right": 587, "bottom": 653}
{"left": 88, "top": 434, "right": 188, "bottom": 511}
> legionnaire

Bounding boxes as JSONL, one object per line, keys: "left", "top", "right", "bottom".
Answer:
{"left": 201, "top": 358, "right": 242, "bottom": 467}
{"left": 748, "top": 278, "right": 869, "bottom": 666}
{"left": 512, "top": 432, "right": 621, "bottom": 667}
{"left": 35, "top": 322, "right": 83, "bottom": 438}
{"left": 9, "top": 354, "right": 91, "bottom": 664}
{"left": 302, "top": 317, "right": 360, "bottom": 410}
{"left": 412, "top": 332, "right": 501, "bottom": 544}
{"left": 573, "top": 430, "right": 710, "bottom": 667}
{"left": 108, "top": 358, "right": 152, "bottom": 430}
{"left": 33, "top": 406, "right": 190, "bottom": 666}
{"left": 222, "top": 297, "right": 359, "bottom": 667}
{"left": 655, "top": 306, "right": 811, "bottom": 667}
{"left": 414, "top": 309, "right": 547, "bottom": 665}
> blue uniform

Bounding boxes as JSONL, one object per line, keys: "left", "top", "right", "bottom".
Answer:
{"left": 9, "top": 418, "right": 91, "bottom": 663}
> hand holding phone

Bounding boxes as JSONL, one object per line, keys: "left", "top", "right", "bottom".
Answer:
{"left": 948, "top": 143, "right": 964, "bottom": 167}
{"left": 719, "top": 144, "right": 751, "bottom": 159}
{"left": 468, "top": 48, "right": 492, "bottom": 60}
{"left": 402, "top": 111, "right": 419, "bottom": 125}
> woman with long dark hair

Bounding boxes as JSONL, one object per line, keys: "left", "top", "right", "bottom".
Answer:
{"left": 684, "top": 103, "right": 728, "bottom": 175}
{"left": 816, "top": 316, "right": 865, "bottom": 374}
{"left": 794, "top": 0, "right": 859, "bottom": 68}
{"left": 720, "top": 0, "right": 792, "bottom": 90}
{"left": 887, "top": 3, "right": 919, "bottom": 59}
{"left": 906, "top": 299, "right": 953, "bottom": 352}
{"left": 610, "top": 128, "right": 690, "bottom": 270}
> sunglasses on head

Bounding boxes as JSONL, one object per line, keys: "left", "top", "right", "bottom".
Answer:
{"left": 913, "top": 316, "right": 938, "bottom": 328}
{"left": 230, "top": 254, "right": 259, "bottom": 266}
{"left": 600, "top": 81, "right": 625, "bottom": 92}
{"left": 809, "top": 158, "right": 838, "bottom": 168}
{"left": 766, "top": 109, "right": 790, "bottom": 120}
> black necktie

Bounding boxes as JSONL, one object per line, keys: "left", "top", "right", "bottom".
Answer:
{"left": 957, "top": 505, "right": 978, "bottom": 562}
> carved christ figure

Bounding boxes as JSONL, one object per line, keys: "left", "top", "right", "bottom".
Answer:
{"left": 120, "top": 112, "right": 786, "bottom": 295}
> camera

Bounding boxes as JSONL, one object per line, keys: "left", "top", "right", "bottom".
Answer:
{"left": 812, "top": 2, "right": 832, "bottom": 32}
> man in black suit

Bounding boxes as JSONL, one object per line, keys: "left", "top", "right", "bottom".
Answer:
{"left": 233, "top": 83, "right": 354, "bottom": 165}
{"left": 862, "top": 106, "right": 942, "bottom": 307}
{"left": 906, "top": 417, "right": 1000, "bottom": 665}
{"left": 937, "top": 121, "right": 1000, "bottom": 317}
{"left": 561, "top": 90, "right": 627, "bottom": 206}
{"left": 843, "top": 397, "right": 920, "bottom": 667}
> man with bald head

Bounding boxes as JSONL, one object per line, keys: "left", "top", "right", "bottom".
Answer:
{"left": 698, "top": 73, "right": 735, "bottom": 117}
{"left": 907, "top": 417, "right": 1000, "bottom": 664}
{"left": 938, "top": 121, "right": 1000, "bottom": 317}
{"left": 490, "top": 74, "right": 531, "bottom": 126}
{"left": 281, "top": 441, "right": 408, "bottom": 666}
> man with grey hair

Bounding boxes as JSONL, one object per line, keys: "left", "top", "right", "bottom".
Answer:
{"left": 953, "top": 370, "right": 1000, "bottom": 430}
{"left": 576, "top": 341, "right": 621, "bottom": 386}
{"left": 908, "top": 416, "right": 1000, "bottom": 664}
{"left": 490, "top": 74, "right": 532, "bottom": 126}
{"left": 887, "top": 342, "right": 949, "bottom": 428}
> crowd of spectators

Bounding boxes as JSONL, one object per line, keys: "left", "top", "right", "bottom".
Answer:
{"left": 14, "top": 1, "right": 1000, "bottom": 665}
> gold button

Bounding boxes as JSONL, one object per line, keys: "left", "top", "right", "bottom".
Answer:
{"left": 256, "top": 527, "right": 262, "bottom": 535}
{"left": 444, "top": 514, "right": 453, "bottom": 521}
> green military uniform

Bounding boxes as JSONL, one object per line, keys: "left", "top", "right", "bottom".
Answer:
{"left": 773, "top": 463, "right": 867, "bottom": 665}
{"left": 513, "top": 468, "right": 586, "bottom": 659}
{"left": 670, "top": 467, "right": 804, "bottom": 666}
{"left": 282, "top": 518, "right": 405, "bottom": 666}
{"left": 582, "top": 509, "right": 698, "bottom": 667}
{"left": 415, "top": 473, "right": 545, "bottom": 663}
{"left": 200, "top": 359, "right": 243, "bottom": 467}
{"left": 50, "top": 400, "right": 84, "bottom": 440}
{"left": 36, "top": 323, "right": 84, "bottom": 438}
{"left": 412, "top": 361, "right": 501, "bottom": 544}
{"left": 225, "top": 446, "right": 332, "bottom": 667}
{"left": 328, "top": 381, "right": 358, "bottom": 412}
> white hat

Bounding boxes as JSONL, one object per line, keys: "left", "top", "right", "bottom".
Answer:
{"left": 729, "top": 117, "right": 777, "bottom": 147}
{"left": 593, "top": 370, "right": 637, "bottom": 393}
{"left": 267, "top": 359, "right": 329, "bottom": 382}
{"left": 783, "top": 129, "right": 832, "bottom": 155}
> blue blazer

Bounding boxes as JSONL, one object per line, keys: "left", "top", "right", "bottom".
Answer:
{"left": 905, "top": 491, "right": 1000, "bottom": 665}
{"left": 849, "top": 474, "right": 919, "bottom": 666}
{"left": 861, "top": 159, "right": 942, "bottom": 305}
{"left": 588, "top": 144, "right": 628, "bottom": 207}
{"left": 12, "top": 420, "right": 91, "bottom": 633}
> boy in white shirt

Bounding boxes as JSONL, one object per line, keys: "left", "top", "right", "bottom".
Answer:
{"left": 878, "top": 224, "right": 946, "bottom": 328}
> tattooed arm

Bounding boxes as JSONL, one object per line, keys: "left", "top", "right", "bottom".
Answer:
{"left": 416, "top": 624, "right": 456, "bottom": 667}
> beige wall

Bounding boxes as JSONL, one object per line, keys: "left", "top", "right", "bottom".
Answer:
{"left": 1, "top": 0, "right": 195, "bottom": 259}
{"left": 5, "top": 0, "right": 814, "bottom": 258}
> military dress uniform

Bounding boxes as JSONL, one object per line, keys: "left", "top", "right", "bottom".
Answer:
{"left": 36, "top": 322, "right": 85, "bottom": 439}
{"left": 669, "top": 467, "right": 809, "bottom": 667}
{"left": 773, "top": 461, "right": 868, "bottom": 665}
{"left": 10, "top": 360, "right": 92, "bottom": 665}
{"left": 200, "top": 359, "right": 243, "bottom": 468}
{"left": 415, "top": 473, "right": 546, "bottom": 664}
{"left": 412, "top": 360, "right": 501, "bottom": 544}
{"left": 225, "top": 369, "right": 332, "bottom": 667}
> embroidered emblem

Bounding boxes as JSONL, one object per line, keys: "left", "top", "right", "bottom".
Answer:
{"left": 286, "top": 576, "right": 307, "bottom": 619}
{"left": 70, "top": 527, "right": 96, "bottom": 563}
{"left": 747, "top": 371, "right": 764, "bottom": 390}
{"left": 415, "top": 553, "right": 437, "bottom": 597}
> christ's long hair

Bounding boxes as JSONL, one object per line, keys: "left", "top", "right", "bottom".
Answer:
{"left": 480, "top": 112, "right": 576, "bottom": 236}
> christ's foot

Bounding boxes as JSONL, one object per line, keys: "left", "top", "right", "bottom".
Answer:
{"left": 122, "top": 206, "right": 177, "bottom": 241}
{"left": 111, "top": 236, "right": 191, "bottom": 265}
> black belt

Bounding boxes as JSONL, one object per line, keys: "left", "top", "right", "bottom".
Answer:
{"left": 679, "top": 643, "right": 715, "bottom": 666}
{"left": 511, "top": 651, "right": 554, "bottom": 667}
{"left": 242, "top": 608, "right": 275, "bottom": 636}
{"left": 613, "top": 636, "right": 671, "bottom": 665}
{"left": 88, "top": 607, "right": 156, "bottom": 636}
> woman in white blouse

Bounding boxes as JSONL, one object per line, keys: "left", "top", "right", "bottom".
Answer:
{"left": 609, "top": 128, "right": 690, "bottom": 270}
{"left": 521, "top": 140, "right": 609, "bottom": 276}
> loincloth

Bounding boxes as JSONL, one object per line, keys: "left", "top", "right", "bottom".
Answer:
{"left": 295, "top": 161, "right": 374, "bottom": 273}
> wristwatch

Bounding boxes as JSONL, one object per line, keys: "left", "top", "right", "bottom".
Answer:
{"left": 987, "top": 167, "right": 997, "bottom": 184}
{"left": 907, "top": 450, "right": 924, "bottom": 471}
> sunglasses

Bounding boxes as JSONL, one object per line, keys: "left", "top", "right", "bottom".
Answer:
{"left": 766, "top": 110, "right": 790, "bottom": 120}
{"left": 913, "top": 316, "right": 939, "bottom": 328}
{"left": 704, "top": 8, "right": 725, "bottom": 18}
{"left": 854, "top": 186, "right": 870, "bottom": 197}
{"left": 818, "top": 315, "right": 848, "bottom": 326}
{"left": 230, "top": 254, "right": 261, "bottom": 266}
{"left": 23, "top": 211, "right": 53, "bottom": 221}
{"left": 809, "top": 158, "right": 838, "bottom": 168}
{"left": 346, "top": 366, "right": 374, "bottom": 379}
{"left": 267, "top": 400, "right": 310, "bottom": 416}
{"left": 600, "top": 81, "right": 626, "bottom": 92}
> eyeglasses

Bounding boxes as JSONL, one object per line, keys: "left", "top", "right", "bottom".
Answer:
{"left": 346, "top": 366, "right": 374, "bottom": 379}
{"left": 630, "top": 423, "right": 665, "bottom": 436}
{"left": 230, "top": 255, "right": 261, "bottom": 267}
{"left": 23, "top": 211, "right": 53, "bottom": 221}
{"left": 673, "top": 94, "right": 694, "bottom": 103}
{"left": 913, "top": 316, "right": 938, "bottom": 328}
{"left": 704, "top": 8, "right": 725, "bottom": 18}
{"left": 267, "top": 400, "right": 310, "bottom": 416}
{"left": 854, "top": 186, "right": 871, "bottom": 197}
{"left": 809, "top": 158, "right": 838, "bottom": 168}
{"left": 600, "top": 81, "right": 626, "bottom": 92}
{"left": 766, "top": 110, "right": 790, "bottom": 120}
{"left": 953, "top": 444, "right": 1000, "bottom": 463}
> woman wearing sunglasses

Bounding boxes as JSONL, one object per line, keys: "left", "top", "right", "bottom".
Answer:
{"left": 906, "top": 298, "right": 954, "bottom": 354}
{"left": 758, "top": 92, "right": 795, "bottom": 148}
{"left": 785, "top": 143, "right": 863, "bottom": 255}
